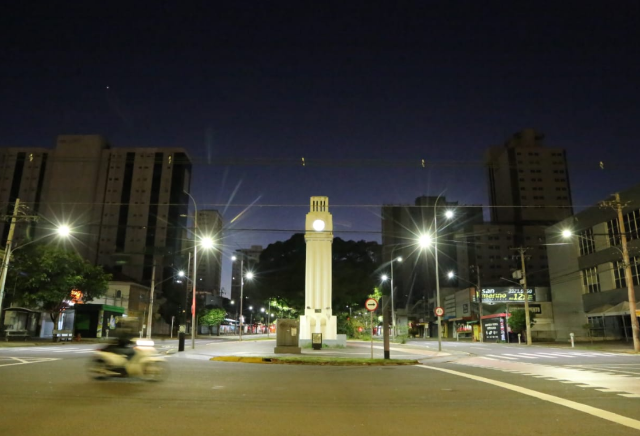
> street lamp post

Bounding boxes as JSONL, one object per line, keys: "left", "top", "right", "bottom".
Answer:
{"left": 184, "top": 191, "right": 199, "bottom": 349}
{"left": 419, "top": 199, "right": 454, "bottom": 353}
{"left": 184, "top": 191, "right": 213, "bottom": 349}
{"left": 248, "top": 306, "right": 254, "bottom": 333}
{"left": 447, "top": 269, "right": 483, "bottom": 342}
{"left": 233, "top": 256, "right": 253, "bottom": 341}
{"left": 233, "top": 256, "right": 244, "bottom": 340}
{"left": 389, "top": 247, "right": 402, "bottom": 338}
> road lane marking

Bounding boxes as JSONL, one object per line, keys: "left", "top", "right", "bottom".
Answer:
{"left": 520, "top": 353, "right": 557, "bottom": 358}
{"left": 0, "top": 357, "right": 60, "bottom": 367}
{"left": 418, "top": 364, "right": 640, "bottom": 431}
{"left": 486, "top": 354, "right": 517, "bottom": 360}
{"left": 502, "top": 354, "right": 537, "bottom": 359}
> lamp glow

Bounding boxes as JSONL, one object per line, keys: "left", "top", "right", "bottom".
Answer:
{"left": 312, "top": 219, "right": 325, "bottom": 231}
{"left": 419, "top": 234, "right": 432, "bottom": 248}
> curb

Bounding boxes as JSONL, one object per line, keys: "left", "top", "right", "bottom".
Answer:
{"left": 210, "top": 356, "right": 422, "bottom": 366}
{"left": 211, "top": 356, "right": 271, "bottom": 364}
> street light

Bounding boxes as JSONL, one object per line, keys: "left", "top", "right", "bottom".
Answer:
{"left": 418, "top": 201, "right": 454, "bottom": 352}
{"left": 0, "top": 214, "right": 72, "bottom": 333}
{"left": 390, "top": 253, "right": 402, "bottom": 337}
{"left": 233, "top": 255, "right": 253, "bottom": 341}
{"left": 447, "top": 270, "right": 484, "bottom": 342}
{"left": 184, "top": 190, "right": 215, "bottom": 349}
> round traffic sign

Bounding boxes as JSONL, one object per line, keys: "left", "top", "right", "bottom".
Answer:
{"left": 365, "top": 298, "right": 378, "bottom": 312}
{"left": 434, "top": 307, "right": 445, "bottom": 317}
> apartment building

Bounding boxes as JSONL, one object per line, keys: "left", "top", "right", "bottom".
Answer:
{"left": 0, "top": 135, "right": 192, "bottom": 287}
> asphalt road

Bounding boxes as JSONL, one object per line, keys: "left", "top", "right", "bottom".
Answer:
{"left": 2, "top": 339, "right": 640, "bottom": 435}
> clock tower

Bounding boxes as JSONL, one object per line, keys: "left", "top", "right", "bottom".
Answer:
{"left": 300, "top": 196, "right": 337, "bottom": 340}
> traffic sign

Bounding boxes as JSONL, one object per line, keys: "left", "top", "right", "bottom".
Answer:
{"left": 434, "top": 307, "right": 445, "bottom": 317}
{"left": 365, "top": 298, "right": 378, "bottom": 312}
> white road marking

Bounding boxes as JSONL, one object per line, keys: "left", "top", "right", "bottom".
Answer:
{"left": 418, "top": 365, "right": 640, "bottom": 431}
{"left": 456, "top": 356, "right": 640, "bottom": 398}
{"left": 502, "top": 354, "right": 537, "bottom": 359}
{"left": 520, "top": 353, "right": 557, "bottom": 358}
{"left": 0, "top": 357, "right": 60, "bottom": 367}
{"left": 486, "top": 354, "right": 517, "bottom": 360}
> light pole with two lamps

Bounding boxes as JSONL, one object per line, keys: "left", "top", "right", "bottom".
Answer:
{"left": 447, "top": 270, "right": 484, "bottom": 342}
{"left": 382, "top": 246, "right": 403, "bottom": 338}
{"left": 232, "top": 254, "right": 253, "bottom": 341}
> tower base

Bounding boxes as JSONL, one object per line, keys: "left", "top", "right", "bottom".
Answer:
{"left": 299, "top": 313, "right": 337, "bottom": 340}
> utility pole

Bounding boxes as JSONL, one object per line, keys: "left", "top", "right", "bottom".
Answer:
{"left": 475, "top": 265, "right": 484, "bottom": 343}
{"left": 146, "top": 261, "right": 156, "bottom": 339}
{"left": 0, "top": 199, "right": 38, "bottom": 334}
{"left": 239, "top": 258, "right": 244, "bottom": 341}
{"left": 513, "top": 247, "right": 532, "bottom": 345}
{"left": 601, "top": 193, "right": 640, "bottom": 352}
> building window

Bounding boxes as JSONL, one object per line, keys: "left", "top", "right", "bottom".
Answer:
{"left": 614, "top": 257, "right": 640, "bottom": 288}
{"left": 578, "top": 228, "right": 596, "bottom": 256}
{"left": 624, "top": 209, "right": 640, "bottom": 241}
{"left": 582, "top": 267, "right": 600, "bottom": 293}
{"left": 116, "top": 290, "right": 122, "bottom": 298}
{"left": 607, "top": 219, "right": 621, "bottom": 247}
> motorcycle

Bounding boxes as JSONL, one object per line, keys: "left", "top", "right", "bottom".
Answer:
{"left": 87, "top": 339, "right": 170, "bottom": 382}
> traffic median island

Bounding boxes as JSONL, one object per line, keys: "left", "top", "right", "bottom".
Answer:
{"left": 210, "top": 356, "right": 419, "bottom": 365}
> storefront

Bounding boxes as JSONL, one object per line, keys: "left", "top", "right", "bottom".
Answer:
{"left": 482, "top": 313, "right": 510, "bottom": 342}
{"left": 74, "top": 304, "right": 126, "bottom": 339}
{"left": 449, "top": 317, "right": 475, "bottom": 340}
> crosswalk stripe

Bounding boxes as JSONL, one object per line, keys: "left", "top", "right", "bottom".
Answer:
{"left": 487, "top": 354, "right": 518, "bottom": 360}
{"left": 520, "top": 353, "right": 557, "bottom": 358}
{"left": 502, "top": 354, "right": 537, "bottom": 359}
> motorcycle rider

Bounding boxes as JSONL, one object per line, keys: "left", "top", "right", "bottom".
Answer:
{"left": 107, "top": 318, "right": 137, "bottom": 359}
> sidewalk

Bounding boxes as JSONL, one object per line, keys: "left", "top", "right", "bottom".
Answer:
{"left": 407, "top": 337, "right": 640, "bottom": 354}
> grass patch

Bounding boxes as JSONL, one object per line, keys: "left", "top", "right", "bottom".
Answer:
{"left": 269, "top": 356, "right": 418, "bottom": 366}
{"left": 301, "top": 342, "right": 346, "bottom": 349}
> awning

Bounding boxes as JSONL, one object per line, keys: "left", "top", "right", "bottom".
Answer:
{"left": 3, "top": 307, "right": 39, "bottom": 313}
{"left": 481, "top": 313, "right": 510, "bottom": 319}
{"left": 605, "top": 301, "right": 639, "bottom": 316}
{"left": 586, "top": 304, "right": 614, "bottom": 317}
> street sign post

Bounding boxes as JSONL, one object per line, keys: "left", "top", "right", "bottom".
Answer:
{"left": 365, "top": 298, "right": 378, "bottom": 358}
{"left": 365, "top": 298, "right": 378, "bottom": 312}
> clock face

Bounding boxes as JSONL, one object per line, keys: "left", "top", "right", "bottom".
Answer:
{"left": 312, "top": 219, "right": 325, "bottom": 231}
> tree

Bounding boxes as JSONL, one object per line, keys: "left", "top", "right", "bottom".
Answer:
{"left": 250, "top": 234, "right": 381, "bottom": 314}
{"left": 199, "top": 308, "right": 227, "bottom": 336}
{"left": 8, "top": 245, "right": 111, "bottom": 340}
{"left": 508, "top": 309, "right": 537, "bottom": 336}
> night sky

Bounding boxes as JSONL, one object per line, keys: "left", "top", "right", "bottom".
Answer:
{"left": 2, "top": 1, "right": 640, "bottom": 295}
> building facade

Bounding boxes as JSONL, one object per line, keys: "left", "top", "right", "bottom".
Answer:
{"left": 486, "top": 128, "right": 573, "bottom": 224}
{"left": 546, "top": 183, "right": 640, "bottom": 341}
{"left": 1, "top": 134, "right": 192, "bottom": 291}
